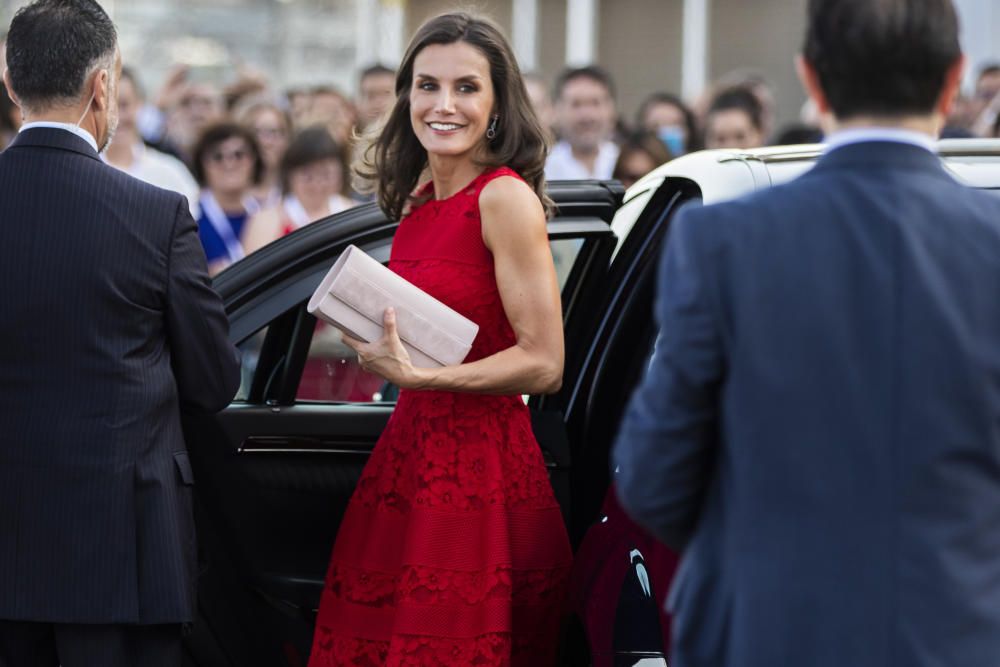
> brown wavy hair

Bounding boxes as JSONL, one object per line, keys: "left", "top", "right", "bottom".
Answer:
{"left": 355, "top": 12, "right": 553, "bottom": 220}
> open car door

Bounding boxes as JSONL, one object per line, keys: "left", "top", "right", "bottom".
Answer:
{"left": 180, "top": 181, "right": 621, "bottom": 667}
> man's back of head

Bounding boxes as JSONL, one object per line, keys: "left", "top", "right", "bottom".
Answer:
{"left": 5, "top": 0, "right": 117, "bottom": 115}
{"left": 803, "top": 0, "right": 961, "bottom": 122}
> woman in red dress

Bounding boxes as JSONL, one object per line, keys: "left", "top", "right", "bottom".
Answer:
{"left": 308, "top": 12, "right": 572, "bottom": 667}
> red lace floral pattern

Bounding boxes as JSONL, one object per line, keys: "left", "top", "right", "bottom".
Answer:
{"left": 309, "top": 168, "right": 573, "bottom": 666}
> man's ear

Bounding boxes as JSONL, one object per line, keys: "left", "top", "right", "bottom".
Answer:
{"left": 2, "top": 68, "right": 22, "bottom": 110}
{"left": 92, "top": 67, "right": 110, "bottom": 111}
{"left": 795, "top": 54, "right": 831, "bottom": 116}
{"left": 936, "top": 55, "right": 966, "bottom": 119}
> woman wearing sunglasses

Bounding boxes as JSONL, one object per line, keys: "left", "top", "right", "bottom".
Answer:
{"left": 191, "top": 121, "right": 265, "bottom": 275}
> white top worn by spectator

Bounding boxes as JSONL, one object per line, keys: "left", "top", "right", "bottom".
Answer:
{"left": 545, "top": 139, "right": 619, "bottom": 180}
{"left": 109, "top": 142, "right": 200, "bottom": 216}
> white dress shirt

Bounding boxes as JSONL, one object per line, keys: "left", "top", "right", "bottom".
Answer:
{"left": 823, "top": 126, "right": 936, "bottom": 154}
{"left": 19, "top": 121, "right": 99, "bottom": 152}
{"left": 545, "top": 140, "right": 620, "bottom": 180}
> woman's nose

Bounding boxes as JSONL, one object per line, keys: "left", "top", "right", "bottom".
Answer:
{"left": 434, "top": 89, "right": 455, "bottom": 114}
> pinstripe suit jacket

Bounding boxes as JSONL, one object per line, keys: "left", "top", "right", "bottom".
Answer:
{"left": 0, "top": 128, "right": 241, "bottom": 624}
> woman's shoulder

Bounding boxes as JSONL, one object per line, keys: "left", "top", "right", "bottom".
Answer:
{"left": 479, "top": 170, "right": 545, "bottom": 247}
{"left": 479, "top": 168, "right": 537, "bottom": 210}
{"left": 479, "top": 165, "right": 524, "bottom": 187}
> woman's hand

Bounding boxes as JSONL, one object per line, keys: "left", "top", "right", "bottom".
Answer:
{"left": 341, "top": 308, "right": 428, "bottom": 389}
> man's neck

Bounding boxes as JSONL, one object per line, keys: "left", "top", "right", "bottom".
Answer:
{"left": 829, "top": 113, "right": 940, "bottom": 138}
{"left": 569, "top": 143, "right": 601, "bottom": 173}
{"left": 23, "top": 107, "right": 100, "bottom": 149}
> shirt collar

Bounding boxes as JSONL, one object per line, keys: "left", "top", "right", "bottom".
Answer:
{"left": 19, "top": 121, "right": 100, "bottom": 153}
{"left": 823, "top": 127, "right": 936, "bottom": 155}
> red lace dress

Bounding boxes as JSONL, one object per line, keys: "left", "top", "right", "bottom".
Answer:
{"left": 308, "top": 167, "right": 573, "bottom": 666}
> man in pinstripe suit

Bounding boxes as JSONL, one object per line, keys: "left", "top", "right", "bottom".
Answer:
{"left": 0, "top": 2, "right": 241, "bottom": 665}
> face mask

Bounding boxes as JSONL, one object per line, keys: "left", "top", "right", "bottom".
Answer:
{"left": 657, "top": 125, "right": 686, "bottom": 156}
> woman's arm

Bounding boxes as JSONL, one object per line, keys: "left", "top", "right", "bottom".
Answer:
{"left": 344, "top": 175, "right": 564, "bottom": 395}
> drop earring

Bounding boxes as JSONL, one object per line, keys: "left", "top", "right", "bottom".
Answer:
{"left": 486, "top": 115, "right": 499, "bottom": 140}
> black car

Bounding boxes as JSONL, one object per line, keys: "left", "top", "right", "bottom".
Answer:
{"left": 180, "top": 141, "right": 1000, "bottom": 666}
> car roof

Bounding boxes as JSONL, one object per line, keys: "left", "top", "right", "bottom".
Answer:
{"left": 611, "top": 138, "right": 1000, "bottom": 254}
{"left": 627, "top": 138, "right": 1000, "bottom": 205}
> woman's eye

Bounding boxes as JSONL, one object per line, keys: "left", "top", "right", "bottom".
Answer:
{"left": 418, "top": 81, "right": 436, "bottom": 91}
{"left": 458, "top": 84, "right": 477, "bottom": 93}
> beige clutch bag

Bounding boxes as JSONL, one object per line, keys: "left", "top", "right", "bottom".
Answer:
{"left": 307, "top": 245, "right": 479, "bottom": 368}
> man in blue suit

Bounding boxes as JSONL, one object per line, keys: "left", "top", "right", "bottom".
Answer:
{"left": 0, "top": 2, "right": 240, "bottom": 665}
{"left": 613, "top": 1, "right": 1000, "bottom": 665}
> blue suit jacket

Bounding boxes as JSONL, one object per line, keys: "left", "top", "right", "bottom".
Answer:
{"left": 0, "top": 129, "right": 241, "bottom": 624}
{"left": 613, "top": 141, "right": 1000, "bottom": 667}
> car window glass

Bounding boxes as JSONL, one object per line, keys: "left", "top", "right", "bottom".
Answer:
{"left": 551, "top": 238, "right": 585, "bottom": 287}
{"left": 233, "top": 327, "right": 266, "bottom": 402}
{"left": 297, "top": 320, "right": 388, "bottom": 402}
{"left": 283, "top": 238, "right": 588, "bottom": 404}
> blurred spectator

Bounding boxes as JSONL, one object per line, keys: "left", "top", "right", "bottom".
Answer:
{"left": 546, "top": 65, "right": 619, "bottom": 180}
{"left": 286, "top": 86, "right": 313, "bottom": 128}
{"left": 940, "top": 124, "right": 977, "bottom": 139}
{"left": 524, "top": 71, "right": 556, "bottom": 141}
{"left": 971, "top": 63, "right": 1000, "bottom": 137}
{"left": 709, "top": 68, "right": 777, "bottom": 142}
{"left": 166, "top": 82, "right": 225, "bottom": 164}
{"left": 0, "top": 83, "right": 19, "bottom": 150}
{"left": 237, "top": 99, "right": 292, "bottom": 208}
{"left": 223, "top": 65, "right": 270, "bottom": 113}
{"left": 242, "top": 126, "right": 355, "bottom": 254}
{"left": 772, "top": 122, "right": 824, "bottom": 145}
{"left": 356, "top": 64, "right": 396, "bottom": 130}
{"left": 105, "top": 67, "right": 199, "bottom": 214}
{"left": 612, "top": 131, "right": 672, "bottom": 190}
{"left": 307, "top": 85, "right": 356, "bottom": 145}
{"left": 704, "top": 86, "right": 766, "bottom": 150}
{"left": 192, "top": 122, "right": 264, "bottom": 275}
{"left": 636, "top": 91, "right": 700, "bottom": 156}
{"left": 945, "top": 93, "right": 977, "bottom": 133}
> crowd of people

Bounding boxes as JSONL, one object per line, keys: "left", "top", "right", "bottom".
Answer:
{"left": 2, "top": 28, "right": 1000, "bottom": 268}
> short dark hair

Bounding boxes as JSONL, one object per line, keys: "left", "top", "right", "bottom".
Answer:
{"left": 553, "top": 65, "right": 616, "bottom": 102}
{"left": 708, "top": 86, "right": 764, "bottom": 132}
{"left": 360, "top": 64, "right": 395, "bottom": 83}
{"left": 280, "top": 125, "right": 343, "bottom": 194}
{"left": 191, "top": 121, "right": 265, "bottom": 187}
{"left": 803, "top": 0, "right": 961, "bottom": 119}
{"left": 5, "top": 0, "right": 117, "bottom": 111}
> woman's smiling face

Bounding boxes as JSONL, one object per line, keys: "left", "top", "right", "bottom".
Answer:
{"left": 409, "top": 41, "right": 496, "bottom": 160}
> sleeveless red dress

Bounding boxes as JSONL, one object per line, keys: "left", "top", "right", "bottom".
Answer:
{"left": 308, "top": 167, "right": 574, "bottom": 666}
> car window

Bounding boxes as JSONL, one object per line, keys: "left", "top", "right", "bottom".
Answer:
{"left": 234, "top": 327, "right": 266, "bottom": 402}
{"left": 297, "top": 321, "right": 388, "bottom": 402}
